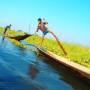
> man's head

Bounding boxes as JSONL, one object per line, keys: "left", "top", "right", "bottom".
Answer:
{"left": 38, "top": 18, "right": 42, "bottom": 22}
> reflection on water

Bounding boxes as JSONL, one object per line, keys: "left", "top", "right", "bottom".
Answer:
{"left": 0, "top": 36, "right": 90, "bottom": 90}
{"left": 0, "top": 35, "right": 7, "bottom": 47}
{"left": 2, "top": 35, "right": 5, "bottom": 42}
{"left": 29, "top": 63, "right": 39, "bottom": 79}
{"left": 39, "top": 55, "right": 90, "bottom": 90}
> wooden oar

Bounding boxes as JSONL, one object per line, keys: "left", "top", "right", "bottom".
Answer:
{"left": 50, "top": 31, "right": 67, "bottom": 55}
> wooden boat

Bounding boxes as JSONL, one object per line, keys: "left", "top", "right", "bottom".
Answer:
{"left": 9, "top": 33, "right": 32, "bottom": 41}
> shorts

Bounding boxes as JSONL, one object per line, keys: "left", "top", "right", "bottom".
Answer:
{"left": 43, "top": 29, "right": 49, "bottom": 35}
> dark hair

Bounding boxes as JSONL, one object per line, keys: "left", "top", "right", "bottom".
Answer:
{"left": 38, "top": 18, "right": 42, "bottom": 21}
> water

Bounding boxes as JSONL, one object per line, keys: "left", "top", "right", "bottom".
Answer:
{"left": 0, "top": 36, "right": 90, "bottom": 90}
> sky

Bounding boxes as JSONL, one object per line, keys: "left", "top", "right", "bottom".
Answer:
{"left": 0, "top": 0, "right": 90, "bottom": 46}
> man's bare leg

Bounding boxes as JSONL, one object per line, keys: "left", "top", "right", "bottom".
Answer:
{"left": 49, "top": 31, "right": 67, "bottom": 55}
{"left": 40, "top": 35, "right": 45, "bottom": 47}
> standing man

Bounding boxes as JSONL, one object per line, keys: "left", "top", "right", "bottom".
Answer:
{"left": 3, "top": 24, "right": 12, "bottom": 35}
{"left": 34, "top": 18, "right": 67, "bottom": 55}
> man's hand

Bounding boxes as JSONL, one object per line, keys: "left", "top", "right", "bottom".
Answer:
{"left": 33, "top": 28, "right": 39, "bottom": 36}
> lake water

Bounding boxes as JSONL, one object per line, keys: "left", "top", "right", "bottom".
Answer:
{"left": 0, "top": 36, "right": 90, "bottom": 90}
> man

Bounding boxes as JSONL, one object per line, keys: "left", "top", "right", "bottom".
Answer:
{"left": 3, "top": 24, "right": 12, "bottom": 35}
{"left": 34, "top": 18, "right": 67, "bottom": 55}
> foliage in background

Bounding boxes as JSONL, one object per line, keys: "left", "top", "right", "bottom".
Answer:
{"left": 25, "top": 35, "right": 90, "bottom": 68}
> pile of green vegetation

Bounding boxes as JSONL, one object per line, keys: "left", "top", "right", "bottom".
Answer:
{"left": 25, "top": 35, "right": 90, "bottom": 68}
{"left": 0, "top": 27, "right": 90, "bottom": 68}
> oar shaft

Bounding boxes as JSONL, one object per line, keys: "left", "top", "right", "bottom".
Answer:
{"left": 50, "top": 31, "right": 67, "bottom": 55}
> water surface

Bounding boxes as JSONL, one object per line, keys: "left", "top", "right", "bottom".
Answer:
{"left": 0, "top": 36, "right": 89, "bottom": 90}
